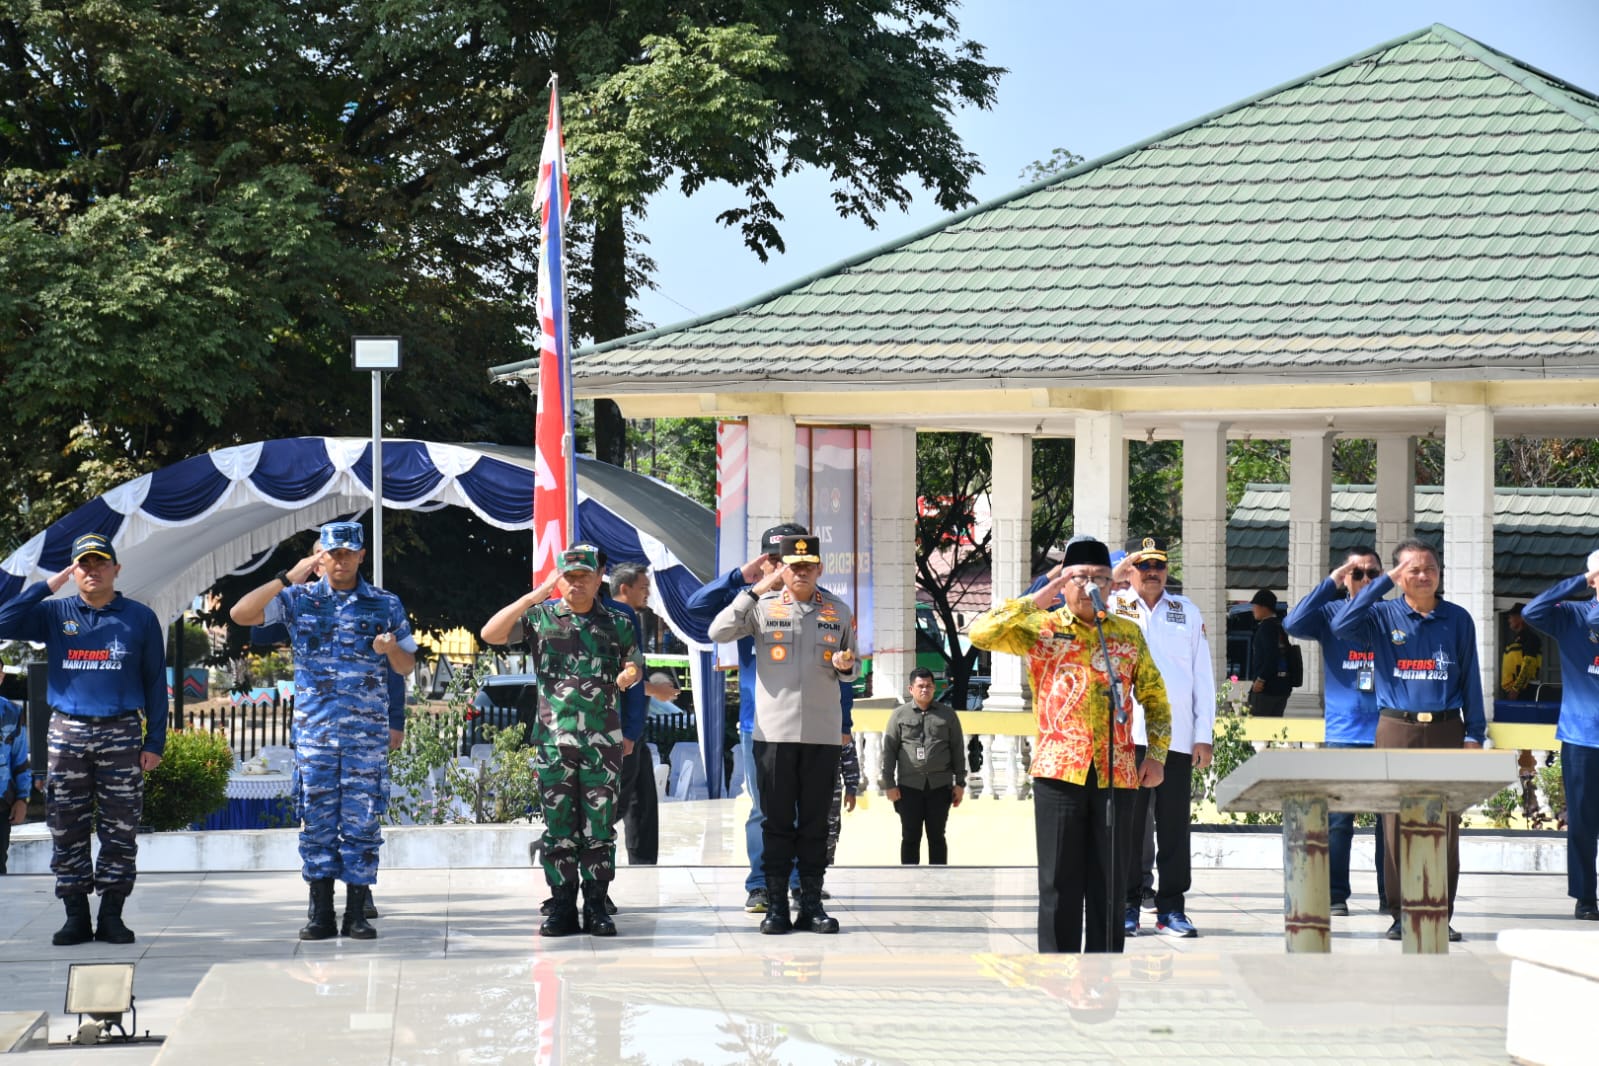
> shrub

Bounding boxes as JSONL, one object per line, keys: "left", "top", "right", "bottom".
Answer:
{"left": 143, "top": 728, "right": 233, "bottom": 830}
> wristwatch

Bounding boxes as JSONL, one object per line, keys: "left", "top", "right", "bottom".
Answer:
{"left": 275, "top": 570, "right": 293, "bottom": 587}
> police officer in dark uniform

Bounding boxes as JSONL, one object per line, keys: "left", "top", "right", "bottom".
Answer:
{"left": 0, "top": 532, "right": 167, "bottom": 945}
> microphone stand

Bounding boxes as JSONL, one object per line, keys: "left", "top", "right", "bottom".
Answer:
{"left": 1085, "top": 581, "right": 1126, "bottom": 953}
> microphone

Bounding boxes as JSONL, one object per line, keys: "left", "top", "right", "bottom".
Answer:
{"left": 1085, "top": 581, "right": 1128, "bottom": 725}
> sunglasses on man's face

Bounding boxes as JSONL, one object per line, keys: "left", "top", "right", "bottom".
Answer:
{"left": 1348, "top": 567, "right": 1382, "bottom": 580}
{"left": 1134, "top": 560, "right": 1168, "bottom": 572}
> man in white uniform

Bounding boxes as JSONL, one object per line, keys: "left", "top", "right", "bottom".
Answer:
{"left": 1109, "top": 536, "right": 1215, "bottom": 938}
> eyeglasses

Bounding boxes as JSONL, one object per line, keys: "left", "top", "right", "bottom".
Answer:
{"left": 1134, "top": 560, "right": 1168, "bottom": 572}
{"left": 1063, "top": 573, "right": 1110, "bottom": 587}
{"left": 1348, "top": 568, "right": 1382, "bottom": 580}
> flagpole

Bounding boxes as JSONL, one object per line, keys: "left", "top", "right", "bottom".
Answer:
{"left": 549, "top": 75, "right": 579, "bottom": 544}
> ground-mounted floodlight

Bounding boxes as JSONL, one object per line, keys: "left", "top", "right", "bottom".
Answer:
{"left": 350, "top": 335, "right": 404, "bottom": 587}
{"left": 64, "top": 962, "right": 137, "bottom": 1044}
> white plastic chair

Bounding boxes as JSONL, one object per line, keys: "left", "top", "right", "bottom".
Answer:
{"left": 667, "top": 743, "right": 709, "bottom": 801}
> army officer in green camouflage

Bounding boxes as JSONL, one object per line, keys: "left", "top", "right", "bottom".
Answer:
{"left": 481, "top": 543, "right": 640, "bottom": 937}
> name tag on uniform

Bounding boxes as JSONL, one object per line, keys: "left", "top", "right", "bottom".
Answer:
{"left": 915, "top": 745, "right": 926, "bottom": 761}
{"left": 1166, "top": 607, "right": 1186, "bottom": 624}
{"left": 1357, "top": 666, "right": 1374, "bottom": 692}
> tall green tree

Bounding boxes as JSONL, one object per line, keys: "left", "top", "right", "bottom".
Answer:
{"left": 0, "top": 1, "right": 1003, "bottom": 632}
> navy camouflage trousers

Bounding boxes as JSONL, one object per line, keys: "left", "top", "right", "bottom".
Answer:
{"left": 47, "top": 712, "right": 143, "bottom": 899}
{"left": 297, "top": 741, "right": 386, "bottom": 885}
{"left": 538, "top": 742, "right": 621, "bottom": 888}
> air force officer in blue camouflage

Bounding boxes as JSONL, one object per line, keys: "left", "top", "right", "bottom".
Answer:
{"left": 232, "top": 521, "right": 417, "bottom": 940}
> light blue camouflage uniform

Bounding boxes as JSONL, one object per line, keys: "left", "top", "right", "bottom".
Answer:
{"left": 264, "top": 574, "right": 416, "bottom": 886}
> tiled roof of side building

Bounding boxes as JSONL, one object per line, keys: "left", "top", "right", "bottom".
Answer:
{"left": 493, "top": 24, "right": 1599, "bottom": 391}
{"left": 1227, "top": 483, "right": 1599, "bottom": 597}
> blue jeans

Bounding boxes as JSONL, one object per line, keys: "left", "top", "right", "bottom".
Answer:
{"left": 1327, "top": 741, "right": 1385, "bottom": 906}
{"left": 741, "top": 730, "right": 764, "bottom": 892}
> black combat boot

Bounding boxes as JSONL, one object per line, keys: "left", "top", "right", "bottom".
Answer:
{"left": 759, "top": 878, "right": 792, "bottom": 935}
{"left": 363, "top": 890, "right": 380, "bottom": 920}
{"left": 94, "top": 892, "right": 136, "bottom": 944}
{"left": 582, "top": 883, "right": 617, "bottom": 937}
{"left": 299, "top": 878, "right": 337, "bottom": 941}
{"left": 793, "top": 876, "right": 839, "bottom": 934}
{"left": 52, "top": 894, "right": 94, "bottom": 946}
{"left": 540, "top": 883, "right": 580, "bottom": 937}
{"left": 342, "top": 884, "right": 377, "bottom": 940}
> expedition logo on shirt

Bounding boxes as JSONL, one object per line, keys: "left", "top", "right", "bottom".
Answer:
{"left": 62, "top": 641, "right": 127, "bottom": 671}
{"left": 1342, "top": 649, "right": 1374, "bottom": 671}
{"left": 1393, "top": 652, "right": 1451, "bottom": 682}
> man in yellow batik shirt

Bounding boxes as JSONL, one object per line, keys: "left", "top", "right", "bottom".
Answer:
{"left": 971, "top": 536, "right": 1171, "bottom": 954}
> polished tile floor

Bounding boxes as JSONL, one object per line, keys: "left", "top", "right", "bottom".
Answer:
{"left": 0, "top": 798, "right": 1586, "bottom": 1063}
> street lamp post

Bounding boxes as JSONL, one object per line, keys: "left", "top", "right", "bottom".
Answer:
{"left": 350, "top": 336, "right": 403, "bottom": 586}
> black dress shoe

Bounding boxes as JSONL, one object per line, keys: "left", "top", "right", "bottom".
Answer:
{"left": 1447, "top": 926, "right": 1463, "bottom": 943}
{"left": 1576, "top": 900, "right": 1599, "bottom": 921}
{"left": 1384, "top": 919, "right": 1402, "bottom": 941}
{"left": 1329, "top": 901, "right": 1349, "bottom": 917}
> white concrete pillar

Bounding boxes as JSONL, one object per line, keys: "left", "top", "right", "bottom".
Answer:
{"left": 1073, "top": 413, "right": 1127, "bottom": 547}
{"left": 1182, "top": 422, "right": 1229, "bottom": 690}
{"left": 1289, "top": 432, "right": 1334, "bottom": 705}
{"left": 869, "top": 426, "right": 917, "bottom": 700}
{"left": 745, "top": 414, "right": 796, "bottom": 557}
{"left": 983, "top": 432, "right": 1034, "bottom": 720}
{"left": 1375, "top": 436, "right": 1417, "bottom": 562}
{"left": 1443, "top": 406, "right": 1495, "bottom": 727}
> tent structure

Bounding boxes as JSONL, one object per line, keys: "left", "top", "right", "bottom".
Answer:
{"left": 0, "top": 437, "right": 733, "bottom": 796}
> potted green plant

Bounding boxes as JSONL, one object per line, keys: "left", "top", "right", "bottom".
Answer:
{"left": 142, "top": 728, "right": 233, "bottom": 831}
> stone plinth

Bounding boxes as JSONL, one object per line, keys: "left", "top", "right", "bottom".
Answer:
{"left": 1218, "top": 748, "right": 1517, "bottom": 954}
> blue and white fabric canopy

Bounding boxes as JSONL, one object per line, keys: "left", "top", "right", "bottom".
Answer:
{"left": 0, "top": 436, "right": 731, "bottom": 796}
{"left": 0, "top": 436, "right": 711, "bottom": 642}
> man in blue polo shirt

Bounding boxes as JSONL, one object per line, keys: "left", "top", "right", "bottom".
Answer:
{"left": 0, "top": 532, "right": 167, "bottom": 946}
{"left": 1331, "top": 537, "right": 1484, "bottom": 942}
{"left": 1284, "top": 547, "right": 1387, "bottom": 916}
{"left": 1520, "top": 550, "right": 1599, "bottom": 922}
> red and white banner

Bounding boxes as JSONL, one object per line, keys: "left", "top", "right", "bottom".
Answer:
{"left": 713, "top": 420, "right": 749, "bottom": 668}
{"left": 532, "top": 80, "right": 576, "bottom": 587}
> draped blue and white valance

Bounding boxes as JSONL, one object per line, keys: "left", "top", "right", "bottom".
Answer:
{"left": 0, "top": 438, "right": 715, "bottom": 644}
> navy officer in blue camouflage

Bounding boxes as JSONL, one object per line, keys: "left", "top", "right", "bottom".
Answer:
{"left": 232, "top": 521, "right": 417, "bottom": 940}
{"left": 1331, "top": 536, "right": 1484, "bottom": 943}
{"left": 0, "top": 532, "right": 167, "bottom": 946}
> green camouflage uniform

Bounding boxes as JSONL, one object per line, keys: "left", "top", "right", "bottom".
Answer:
{"left": 525, "top": 600, "right": 635, "bottom": 888}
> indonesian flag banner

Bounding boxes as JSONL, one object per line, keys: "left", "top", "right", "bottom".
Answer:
{"left": 532, "top": 79, "right": 576, "bottom": 588}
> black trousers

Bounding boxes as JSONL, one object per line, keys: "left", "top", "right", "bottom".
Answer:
{"left": 1034, "top": 770, "right": 1136, "bottom": 953}
{"left": 615, "top": 746, "right": 660, "bottom": 864}
{"left": 754, "top": 741, "right": 839, "bottom": 885}
{"left": 1127, "top": 747, "right": 1194, "bottom": 915}
{"left": 1247, "top": 689, "right": 1289, "bottom": 717}
{"left": 894, "top": 784, "right": 953, "bottom": 864}
{"left": 0, "top": 808, "right": 10, "bottom": 874}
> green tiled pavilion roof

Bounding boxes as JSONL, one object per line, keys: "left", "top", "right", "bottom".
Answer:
{"left": 1227, "top": 483, "right": 1599, "bottom": 597}
{"left": 498, "top": 24, "right": 1599, "bottom": 390}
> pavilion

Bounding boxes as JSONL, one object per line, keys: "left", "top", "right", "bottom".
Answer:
{"left": 492, "top": 24, "right": 1599, "bottom": 728}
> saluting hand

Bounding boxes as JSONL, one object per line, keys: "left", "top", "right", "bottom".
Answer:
{"left": 831, "top": 648, "right": 854, "bottom": 671}
{"left": 1330, "top": 558, "right": 1357, "bottom": 589}
{"left": 752, "top": 565, "right": 787, "bottom": 596}
{"left": 47, "top": 565, "right": 74, "bottom": 594}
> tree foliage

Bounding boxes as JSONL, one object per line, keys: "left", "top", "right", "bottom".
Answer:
{"left": 0, "top": 1, "right": 1004, "bottom": 634}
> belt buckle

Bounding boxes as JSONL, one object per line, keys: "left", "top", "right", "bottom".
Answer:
{"left": 1417, "top": 712, "right": 1433, "bottom": 723}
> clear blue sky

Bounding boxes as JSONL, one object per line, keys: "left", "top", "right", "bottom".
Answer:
{"left": 631, "top": 0, "right": 1599, "bottom": 331}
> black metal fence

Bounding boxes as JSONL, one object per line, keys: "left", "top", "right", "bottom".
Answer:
{"left": 184, "top": 693, "right": 296, "bottom": 761}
